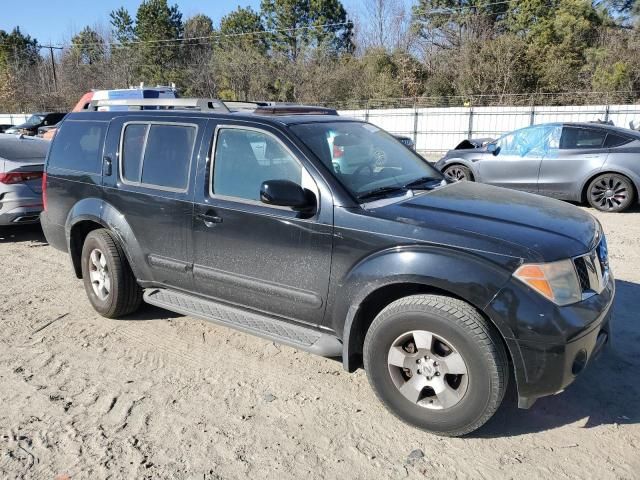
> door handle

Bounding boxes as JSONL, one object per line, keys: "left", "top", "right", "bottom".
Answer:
{"left": 197, "top": 212, "right": 223, "bottom": 226}
{"left": 103, "top": 156, "right": 112, "bottom": 176}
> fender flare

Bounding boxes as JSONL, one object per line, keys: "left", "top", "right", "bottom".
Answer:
{"left": 331, "top": 246, "right": 518, "bottom": 372}
{"left": 65, "top": 197, "right": 151, "bottom": 281}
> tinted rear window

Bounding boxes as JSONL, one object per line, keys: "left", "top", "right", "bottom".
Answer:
{"left": 560, "top": 127, "right": 607, "bottom": 149}
{"left": 48, "top": 120, "right": 107, "bottom": 173}
{"left": 141, "top": 125, "right": 195, "bottom": 190}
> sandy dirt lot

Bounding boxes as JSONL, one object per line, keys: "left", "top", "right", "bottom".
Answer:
{"left": 0, "top": 207, "right": 639, "bottom": 480}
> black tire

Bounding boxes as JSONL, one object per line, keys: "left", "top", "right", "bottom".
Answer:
{"left": 586, "top": 173, "right": 635, "bottom": 213}
{"left": 443, "top": 164, "right": 473, "bottom": 182}
{"left": 363, "top": 294, "right": 508, "bottom": 437}
{"left": 80, "top": 228, "right": 142, "bottom": 318}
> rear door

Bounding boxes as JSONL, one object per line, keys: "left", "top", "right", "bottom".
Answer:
{"left": 538, "top": 125, "right": 609, "bottom": 200}
{"left": 102, "top": 115, "right": 206, "bottom": 290}
{"left": 475, "top": 125, "right": 548, "bottom": 193}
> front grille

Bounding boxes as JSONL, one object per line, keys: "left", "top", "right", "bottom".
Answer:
{"left": 573, "top": 236, "right": 609, "bottom": 296}
{"left": 574, "top": 257, "right": 591, "bottom": 291}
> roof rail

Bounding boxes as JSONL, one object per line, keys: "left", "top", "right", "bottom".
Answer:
{"left": 88, "top": 98, "right": 230, "bottom": 113}
{"left": 223, "top": 100, "right": 273, "bottom": 111}
{"left": 253, "top": 105, "right": 338, "bottom": 116}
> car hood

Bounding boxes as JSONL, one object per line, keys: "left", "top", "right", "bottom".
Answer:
{"left": 369, "top": 182, "right": 599, "bottom": 262}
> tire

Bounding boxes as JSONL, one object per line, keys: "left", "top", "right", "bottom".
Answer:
{"left": 363, "top": 294, "right": 508, "bottom": 437}
{"left": 586, "top": 173, "right": 635, "bottom": 213}
{"left": 443, "top": 164, "right": 473, "bottom": 182}
{"left": 80, "top": 228, "right": 142, "bottom": 318}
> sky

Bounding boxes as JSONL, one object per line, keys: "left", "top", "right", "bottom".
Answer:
{"left": 0, "top": 0, "right": 369, "bottom": 46}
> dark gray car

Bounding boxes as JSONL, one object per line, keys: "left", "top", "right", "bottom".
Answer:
{"left": 435, "top": 122, "right": 640, "bottom": 212}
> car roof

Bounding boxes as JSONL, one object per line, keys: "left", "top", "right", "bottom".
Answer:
{"left": 64, "top": 110, "right": 359, "bottom": 127}
{"left": 560, "top": 122, "right": 640, "bottom": 137}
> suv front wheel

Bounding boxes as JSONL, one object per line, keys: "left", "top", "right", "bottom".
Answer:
{"left": 363, "top": 294, "right": 508, "bottom": 436}
{"left": 81, "top": 229, "right": 142, "bottom": 318}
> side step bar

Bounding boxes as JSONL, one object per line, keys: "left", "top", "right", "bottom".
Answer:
{"left": 143, "top": 288, "right": 342, "bottom": 358}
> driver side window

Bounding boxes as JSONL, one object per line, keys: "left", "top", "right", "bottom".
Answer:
{"left": 212, "top": 127, "right": 312, "bottom": 202}
{"left": 497, "top": 125, "right": 560, "bottom": 157}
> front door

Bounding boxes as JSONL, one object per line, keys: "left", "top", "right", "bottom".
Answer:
{"left": 191, "top": 122, "right": 333, "bottom": 326}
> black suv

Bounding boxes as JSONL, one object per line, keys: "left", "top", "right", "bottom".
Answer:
{"left": 41, "top": 100, "right": 614, "bottom": 436}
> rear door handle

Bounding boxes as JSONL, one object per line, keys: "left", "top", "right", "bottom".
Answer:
{"left": 197, "top": 212, "right": 223, "bottom": 226}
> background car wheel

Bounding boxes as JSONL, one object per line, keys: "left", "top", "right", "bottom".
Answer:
{"left": 81, "top": 228, "right": 142, "bottom": 318}
{"left": 363, "top": 294, "right": 508, "bottom": 437}
{"left": 587, "top": 174, "right": 635, "bottom": 212}
{"left": 443, "top": 165, "right": 473, "bottom": 182}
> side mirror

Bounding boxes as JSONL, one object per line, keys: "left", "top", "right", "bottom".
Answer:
{"left": 487, "top": 143, "right": 499, "bottom": 156}
{"left": 260, "top": 179, "right": 312, "bottom": 209}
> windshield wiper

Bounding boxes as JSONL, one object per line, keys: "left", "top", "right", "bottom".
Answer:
{"left": 356, "top": 185, "right": 408, "bottom": 201}
{"left": 402, "top": 176, "right": 442, "bottom": 189}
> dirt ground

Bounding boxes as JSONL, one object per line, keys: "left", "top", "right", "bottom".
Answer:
{"left": 0, "top": 206, "right": 639, "bottom": 480}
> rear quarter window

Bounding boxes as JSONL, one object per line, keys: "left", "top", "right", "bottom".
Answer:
{"left": 48, "top": 120, "right": 107, "bottom": 174}
{"left": 603, "top": 133, "right": 632, "bottom": 148}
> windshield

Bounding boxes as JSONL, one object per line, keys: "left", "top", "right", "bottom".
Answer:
{"left": 23, "top": 115, "right": 45, "bottom": 127}
{"left": 290, "top": 121, "right": 443, "bottom": 201}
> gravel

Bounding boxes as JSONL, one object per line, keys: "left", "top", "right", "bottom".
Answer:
{"left": 1, "top": 206, "right": 639, "bottom": 479}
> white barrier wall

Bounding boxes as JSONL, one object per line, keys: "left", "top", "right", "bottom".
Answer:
{"left": 339, "top": 104, "right": 640, "bottom": 158}
{"left": 0, "top": 113, "right": 30, "bottom": 126}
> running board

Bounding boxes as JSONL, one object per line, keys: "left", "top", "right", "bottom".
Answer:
{"left": 143, "top": 288, "right": 342, "bottom": 358}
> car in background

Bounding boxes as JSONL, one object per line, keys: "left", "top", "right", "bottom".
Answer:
{"left": 0, "top": 134, "right": 49, "bottom": 225}
{"left": 393, "top": 135, "right": 415, "bottom": 150}
{"left": 40, "top": 85, "right": 179, "bottom": 140}
{"left": 435, "top": 122, "right": 640, "bottom": 212}
{"left": 0, "top": 124, "right": 14, "bottom": 134}
{"left": 5, "top": 113, "right": 66, "bottom": 136}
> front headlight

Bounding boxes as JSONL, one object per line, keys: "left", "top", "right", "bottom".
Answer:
{"left": 513, "top": 259, "right": 581, "bottom": 306}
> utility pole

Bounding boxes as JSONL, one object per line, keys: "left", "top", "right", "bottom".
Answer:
{"left": 39, "top": 45, "right": 63, "bottom": 92}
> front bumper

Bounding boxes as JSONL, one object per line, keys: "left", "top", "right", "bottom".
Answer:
{"left": 485, "top": 273, "right": 615, "bottom": 408}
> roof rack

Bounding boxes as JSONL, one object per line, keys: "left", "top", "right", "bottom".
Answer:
{"left": 88, "top": 98, "right": 230, "bottom": 113}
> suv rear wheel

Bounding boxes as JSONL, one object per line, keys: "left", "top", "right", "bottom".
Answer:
{"left": 81, "top": 229, "right": 142, "bottom": 318}
{"left": 363, "top": 294, "right": 508, "bottom": 436}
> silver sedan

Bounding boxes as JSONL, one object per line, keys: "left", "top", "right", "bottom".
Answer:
{"left": 0, "top": 134, "right": 49, "bottom": 225}
{"left": 435, "top": 122, "right": 640, "bottom": 212}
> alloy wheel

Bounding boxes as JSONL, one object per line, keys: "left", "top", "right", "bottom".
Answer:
{"left": 444, "top": 166, "right": 468, "bottom": 182}
{"left": 88, "top": 248, "right": 111, "bottom": 301}
{"left": 589, "top": 175, "right": 631, "bottom": 212}
{"left": 387, "top": 330, "right": 469, "bottom": 410}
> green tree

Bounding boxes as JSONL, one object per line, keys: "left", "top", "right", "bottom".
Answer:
{"left": 69, "top": 27, "right": 105, "bottom": 65}
{"left": 0, "top": 27, "right": 39, "bottom": 67}
{"left": 110, "top": 7, "right": 136, "bottom": 44}
{"left": 135, "top": 0, "right": 183, "bottom": 84}
{"left": 220, "top": 7, "right": 266, "bottom": 52}
{"left": 260, "top": 0, "right": 353, "bottom": 59}
{"left": 412, "top": 0, "right": 508, "bottom": 49}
